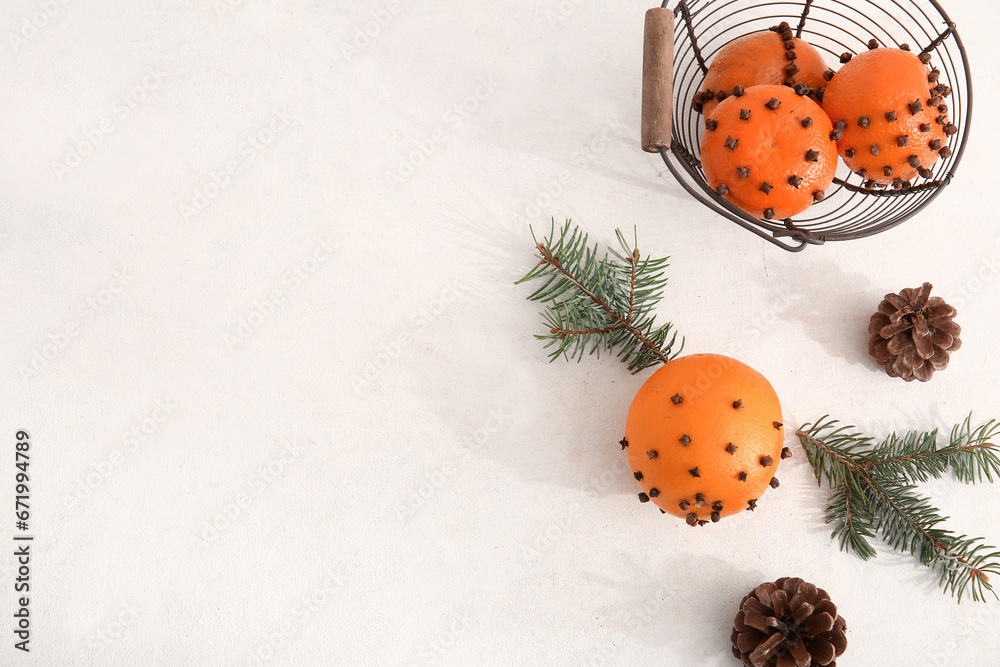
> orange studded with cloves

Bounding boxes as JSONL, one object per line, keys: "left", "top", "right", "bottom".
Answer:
{"left": 693, "top": 22, "right": 833, "bottom": 118}
{"left": 701, "top": 85, "right": 838, "bottom": 221}
{"left": 822, "top": 46, "right": 955, "bottom": 188}
{"left": 623, "top": 354, "right": 786, "bottom": 526}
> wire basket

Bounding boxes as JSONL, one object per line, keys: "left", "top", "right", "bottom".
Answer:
{"left": 642, "top": 0, "right": 972, "bottom": 252}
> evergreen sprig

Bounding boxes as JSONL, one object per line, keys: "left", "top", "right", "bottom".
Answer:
{"left": 516, "top": 220, "right": 683, "bottom": 373}
{"left": 798, "top": 416, "right": 1000, "bottom": 602}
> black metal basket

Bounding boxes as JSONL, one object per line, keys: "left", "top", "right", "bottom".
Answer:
{"left": 652, "top": 0, "right": 972, "bottom": 251}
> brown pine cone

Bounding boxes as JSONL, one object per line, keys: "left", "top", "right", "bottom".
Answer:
{"left": 868, "top": 283, "right": 961, "bottom": 382}
{"left": 730, "top": 577, "right": 847, "bottom": 667}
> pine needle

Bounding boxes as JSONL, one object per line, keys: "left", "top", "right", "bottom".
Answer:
{"left": 516, "top": 219, "right": 683, "bottom": 373}
{"left": 798, "top": 416, "right": 1000, "bottom": 602}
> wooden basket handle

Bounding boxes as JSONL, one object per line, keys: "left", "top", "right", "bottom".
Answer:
{"left": 641, "top": 7, "right": 675, "bottom": 153}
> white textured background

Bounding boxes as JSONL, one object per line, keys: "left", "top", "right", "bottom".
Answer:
{"left": 2, "top": 0, "right": 999, "bottom": 665}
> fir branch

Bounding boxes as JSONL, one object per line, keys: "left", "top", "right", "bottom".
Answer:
{"left": 826, "top": 481, "right": 878, "bottom": 561}
{"left": 797, "top": 416, "right": 875, "bottom": 487}
{"left": 802, "top": 416, "right": 1000, "bottom": 486}
{"left": 947, "top": 416, "right": 1000, "bottom": 484}
{"left": 516, "top": 220, "right": 683, "bottom": 373}
{"left": 797, "top": 417, "right": 1000, "bottom": 602}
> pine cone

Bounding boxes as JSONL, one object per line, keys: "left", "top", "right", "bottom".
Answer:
{"left": 868, "top": 282, "right": 961, "bottom": 382}
{"left": 730, "top": 578, "right": 847, "bottom": 667}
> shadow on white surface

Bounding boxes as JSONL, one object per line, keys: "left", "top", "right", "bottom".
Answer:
{"left": 772, "top": 257, "right": 879, "bottom": 370}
